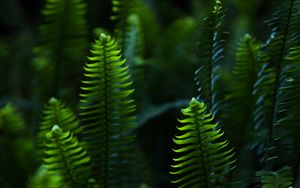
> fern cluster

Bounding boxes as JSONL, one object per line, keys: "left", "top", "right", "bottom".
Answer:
{"left": 3, "top": 0, "right": 300, "bottom": 187}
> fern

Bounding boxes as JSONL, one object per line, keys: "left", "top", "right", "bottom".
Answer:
{"left": 33, "top": 0, "right": 87, "bottom": 99}
{"left": 111, "top": 0, "right": 134, "bottom": 47}
{"left": 171, "top": 98, "right": 236, "bottom": 188}
{"left": 29, "top": 166, "right": 63, "bottom": 188}
{"left": 0, "top": 104, "right": 25, "bottom": 133}
{"left": 256, "top": 166, "right": 293, "bottom": 188}
{"left": 0, "top": 104, "right": 34, "bottom": 187}
{"left": 123, "top": 14, "right": 148, "bottom": 105}
{"left": 37, "top": 97, "right": 81, "bottom": 155}
{"left": 124, "top": 14, "right": 144, "bottom": 69}
{"left": 225, "top": 34, "right": 269, "bottom": 130}
{"left": 43, "top": 125, "right": 92, "bottom": 188}
{"left": 79, "top": 33, "right": 137, "bottom": 187}
{"left": 195, "top": 0, "right": 225, "bottom": 115}
{"left": 259, "top": 0, "right": 300, "bottom": 168}
{"left": 223, "top": 34, "right": 272, "bottom": 185}
{"left": 282, "top": 47, "right": 300, "bottom": 140}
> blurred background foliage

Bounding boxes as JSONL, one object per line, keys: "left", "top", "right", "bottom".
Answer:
{"left": 0, "top": 0, "right": 291, "bottom": 187}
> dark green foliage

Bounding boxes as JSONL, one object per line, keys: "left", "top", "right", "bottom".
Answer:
{"left": 43, "top": 125, "right": 92, "bottom": 188}
{"left": 171, "top": 98, "right": 236, "bottom": 187}
{"left": 224, "top": 34, "right": 273, "bottom": 150}
{"left": 79, "top": 33, "right": 137, "bottom": 187}
{"left": 256, "top": 166, "right": 293, "bottom": 188}
{"left": 33, "top": 0, "right": 88, "bottom": 100}
{"left": 124, "top": 14, "right": 144, "bottom": 69}
{"left": 111, "top": 0, "right": 133, "bottom": 47}
{"left": 257, "top": 0, "right": 300, "bottom": 168}
{"left": 0, "top": 104, "right": 34, "bottom": 188}
{"left": 195, "top": 0, "right": 225, "bottom": 114}
{"left": 3, "top": 0, "right": 300, "bottom": 187}
{"left": 225, "top": 34, "right": 266, "bottom": 129}
{"left": 284, "top": 46, "right": 300, "bottom": 140}
{"left": 37, "top": 98, "right": 81, "bottom": 156}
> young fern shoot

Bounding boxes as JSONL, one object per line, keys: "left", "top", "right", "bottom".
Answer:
{"left": 171, "top": 98, "right": 236, "bottom": 188}
{"left": 79, "top": 33, "right": 138, "bottom": 187}
{"left": 37, "top": 97, "right": 81, "bottom": 158}
{"left": 43, "top": 125, "right": 92, "bottom": 188}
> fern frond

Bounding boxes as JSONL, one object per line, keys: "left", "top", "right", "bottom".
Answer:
{"left": 79, "top": 33, "right": 137, "bottom": 187}
{"left": 37, "top": 97, "right": 81, "bottom": 155}
{"left": 123, "top": 14, "right": 147, "bottom": 105}
{"left": 124, "top": 14, "right": 144, "bottom": 68}
{"left": 171, "top": 98, "right": 236, "bottom": 188}
{"left": 256, "top": 166, "right": 293, "bottom": 188}
{"left": 28, "top": 166, "right": 63, "bottom": 188}
{"left": 282, "top": 46, "right": 300, "bottom": 139}
{"left": 43, "top": 125, "right": 92, "bottom": 188}
{"left": 260, "top": 0, "right": 300, "bottom": 167}
{"left": 33, "top": 0, "right": 87, "bottom": 98}
{"left": 225, "top": 34, "right": 269, "bottom": 130}
{"left": 111, "top": 0, "right": 134, "bottom": 47}
{"left": 0, "top": 104, "right": 34, "bottom": 187}
{"left": 195, "top": 0, "right": 225, "bottom": 115}
{"left": 223, "top": 35, "right": 272, "bottom": 184}
{"left": 0, "top": 104, "right": 25, "bottom": 133}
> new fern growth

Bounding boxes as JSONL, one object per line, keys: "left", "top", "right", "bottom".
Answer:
{"left": 37, "top": 97, "right": 81, "bottom": 156}
{"left": 79, "top": 33, "right": 137, "bottom": 187}
{"left": 43, "top": 125, "right": 92, "bottom": 188}
{"left": 171, "top": 98, "right": 236, "bottom": 188}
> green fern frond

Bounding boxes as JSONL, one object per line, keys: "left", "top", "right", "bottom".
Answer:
{"left": 123, "top": 14, "right": 147, "bottom": 105}
{"left": 33, "top": 0, "right": 87, "bottom": 98}
{"left": 256, "top": 166, "right": 293, "bottom": 188}
{"left": 29, "top": 166, "right": 63, "bottom": 188}
{"left": 171, "top": 98, "right": 236, "bottom": 188}
{"left": 111, "top": 0, "right": 134, "bottom": 47}
{"left": 0, "top": 104, "right": 34, "bottom": 187}
{"left": 124, "top": 14, "right": 144, "bottom": 68}
{"left": 195, "top": 0, "right": 225, "bottom": 114}
{"left": 43, "top": 125, "right": 92, "bottom": 188}
{"left": 0, "top": 104, "right": 25, "bottom": 133}
{"left": 79, "top": 33, "right": 137, "bottom": 187}
{"left": 37, "top": 97, "right": 81, "bottom": 155}
{"left": 226, "top": 34, "right": 268, "bottom": 127}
